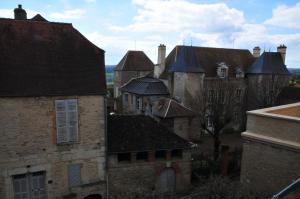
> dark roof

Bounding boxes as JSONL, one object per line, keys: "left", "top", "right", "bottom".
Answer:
{"left": 247, "top": 52, "right": 290, "bottom": 75}
{"left": 31, "top": 14, "right": 48, "bottom": 22}
{"left": 161, "top": 45, "right": 255, "bottom": 78}
{"left": 115, "top": 50, "right": 154, "bottom": 71}
{"left": 120, "top": 76, "right": 169, "bottom": 95}
{"left": 107, "top": 115, "right": 190, "bottom": 153}
{"left": 0, "top": 18, "right": 106, "bottom": 97}
{"left": 152, "top": 98, "right": 196, "bottom": 118}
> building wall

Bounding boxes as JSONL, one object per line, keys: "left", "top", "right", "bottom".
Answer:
{"left": 240, "top": 104, "right": 300, "bottom": 196}
{"left": 0, "top": 95, "right": 106, "bottom": 199}
{"left": 108, "top": 150, "right": 191, "bottom": 198}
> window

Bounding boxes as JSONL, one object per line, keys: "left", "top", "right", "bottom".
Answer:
{"left": 13, "top": 172, "right": 46, "bottom": 199}
{"left": 123, "top": 94, "right": 129, "bottom": 104}
{"left": 220, "top": 68, "right": 226, "bottom": 78}
{"left": 208, "top": 90, "right": 214, "bottom": 103}
{"left": 136, "top": 97, "right": 141, "bottom": 110}
{"left": 136, "top": 151, "right": 148, "bottom": 161}
{"left": 68, "top": 164, "right": 81, "bottom": 187}
{"left": 236, "top": 89, "right": 242, "bottom": 101}
{"left": 171, "top": 149, "right": 183, "bottom": 158}
{"left": 155, "top": 150, "right": 167, "bottom": 159}
{"left": 55, "top": 99, "right": 78, "bottom": 144}
{"left": 117, "top": 153, "right": 131, "bottom": 162}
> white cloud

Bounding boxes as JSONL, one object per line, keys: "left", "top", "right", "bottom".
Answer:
{"left": 110, "top": 0, "right": 245, "bottom": 33}
{"left": 0, "top": 8, "right": 40, "bottom": 19}
{"left": 265, "top": 2, "right": 300, "bottom": 28}
{"left": 49, "top": 9, "right": 85, "bottom": 19}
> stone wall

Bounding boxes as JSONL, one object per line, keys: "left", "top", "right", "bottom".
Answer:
{"left": 108, "top": 151, "right": 191, "bottom": 198}
{"left": 241, "top": 140, "right": 300, "bottom": 196}
{"left": 0, "top": 95, "right": 106, "bottom": 199}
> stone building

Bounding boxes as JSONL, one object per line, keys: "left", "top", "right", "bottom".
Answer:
{"left": 107, "top": 115, "right": 191, "bottom": 198}
{"left": 240, "top": 103, "right": 300, "bottom": 196}
{"left": 120, "top": 76, "right": 169, "bottom": 114}
{"left": 154, "top": 45, "right": 290, "bottom": 135}
{"left": 0, "top": 6, "right": 106, "bottom": 199}
{"left": 113, "top": 50, "right": 154, "bottom": 98}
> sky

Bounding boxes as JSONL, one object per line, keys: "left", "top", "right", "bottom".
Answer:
{"left": 1, "top": 0, "right": 300, "bottom": 68}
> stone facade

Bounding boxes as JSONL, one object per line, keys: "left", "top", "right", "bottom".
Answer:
{"left": 108, "top": 150, "right": 191, "bottom": 198}
{"left": 240, "top": 103, "right": 300, "bottom": 196}
{"left": 0, "top": 95, "right": 106, "bottom": 199}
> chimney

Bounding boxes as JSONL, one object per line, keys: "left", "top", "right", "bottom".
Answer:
{"left": 14, "top": 4, "right": 27, "bottom": 20}
{"left": 277, "top": 44, "right": 287, "bottom": 64}
{"left": 154, "top": 44, "right": 166, "bottom": 78}
{"left": 253, "top": 46, "right": 261, "bottom": 58}
{"left": 157, "top": 44, "right": 166, "bottom": 65}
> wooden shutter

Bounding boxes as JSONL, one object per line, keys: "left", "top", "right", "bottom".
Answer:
{"left": 55, "top": 100, "right": 67, "bottom": 143}
{"left": 31, "top": 172, "right": 47, "bottom": 199}
{"left": 13, "top": 174, "right": 29, "bottom": 199}
{"left": 67, "top": 99, "right": 78, "bottom": 142}
{"left": 68, "top": 164, "right": 81, "bottom": 187}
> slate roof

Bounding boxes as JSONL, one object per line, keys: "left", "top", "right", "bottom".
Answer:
{"left": 107, "top": 115, "right": 190, "bottom": 153}
{"left": 161, "top": 45, "right": 255, "bottom": 78}
{"left": 120, "top": 76, "right": 169, "bottom": 95}
{"left": 247, "top": 52, "right": 290, "bottom": 75}
{"left": 115, "top": 50, "right": 154, "bottom": 71}
{"left": 152, "top": 97, "right": 196, "bottom": 118}
{"left": 0, "top": 17, "right": 106, "bottom": 97}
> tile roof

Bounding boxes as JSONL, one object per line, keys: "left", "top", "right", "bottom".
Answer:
{"left": 115, "top": 50, "right": 154, "bottom": 71}
{"left": 120, "top": 76, "right": 169, "bottom": 95}
{"left": 152, "top": 97, "right": 196, "bottom": 118}
{"left": 107, "top": 115, "right": 190, "bottom": 153}
{"left": 247, "top": 52, "right": 290, "bottom": 75}
{"left": 161, "top": 45, "right": 255, "bottom": 78}
{"left": 0, "top": 17, "right": 106, "bottom": 96}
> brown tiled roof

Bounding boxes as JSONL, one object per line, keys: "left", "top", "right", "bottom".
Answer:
{"left": 161, "top": 45, "right": 255, "bottom": 78}
{"left": 152, "top": 97, "right": 196, "bottom": 118}
{"left": 115, "top": 50, "right": 154, "bottom": 71}
{"left": 107, "top": 115, "right": 190, "bottom": 153}
{"left": 0, "top": 18, "right": 106, "bottom": 96}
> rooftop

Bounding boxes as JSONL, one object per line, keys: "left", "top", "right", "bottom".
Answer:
{"left": 115, "top": 50, "right": 154, "bottom": 71}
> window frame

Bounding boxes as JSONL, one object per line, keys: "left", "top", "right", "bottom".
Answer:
{"left": 55, "top": 99, "right": 79, "bottom": 144}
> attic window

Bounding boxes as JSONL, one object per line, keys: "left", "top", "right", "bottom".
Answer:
{"left": 217, "top": 62, "right": 228, "bottom": 78}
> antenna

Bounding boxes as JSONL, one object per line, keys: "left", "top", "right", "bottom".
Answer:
{"left": 190, "top": 37, "right": 193, "bottom": 46}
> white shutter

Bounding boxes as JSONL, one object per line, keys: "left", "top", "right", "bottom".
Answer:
{"left": 67, "top": 99, "right": 78, "bottom": 142}
{"left": 68, "top": 164, "right": 81, "bottom": 187}
{"left": 55, "top": 100, "right": 67, "bottom": 143}
{"left": 13, "top": 175, "right": 29, "bottom": 199}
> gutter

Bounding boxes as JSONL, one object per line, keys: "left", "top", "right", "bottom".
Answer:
{"left": 271, "top": 178, "right": 300, "bottom": 199}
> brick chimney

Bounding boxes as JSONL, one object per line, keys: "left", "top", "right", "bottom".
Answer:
{"left": 253, "top": 46, "right": 261, "bottom": 58}
{"left": 14, "top": 4, "right": 27, "bottom": 20}
{"left": 277, "top": 44, "right": 287, "bottom": 64}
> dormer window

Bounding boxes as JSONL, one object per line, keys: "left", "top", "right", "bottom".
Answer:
{"left": 236, "top": 67, "right": 244, "bottom": 78}
{"left": 217, "top": 62, "right": 228, "bottom": 78}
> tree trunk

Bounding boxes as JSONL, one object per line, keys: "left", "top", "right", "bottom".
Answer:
{"left": 213, "top": 135, "right": 221, "bottom": 161}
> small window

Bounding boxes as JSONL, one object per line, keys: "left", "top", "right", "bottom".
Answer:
{"left": 155, "top": 150, "right": 166, "bottom": 159}
{"left": 136, "top": 151, "right": 148, "bottom": 161}
{"left": 117, "top": 153, "right": 131, "bottom": 162}
{"left": 171, "top": 149, "right": 183, "bottom": 158}
{"left": 69, "top": 164, "right": 81, "bottom": 187}
{"left": 136, "top": 97, "right": 141, "bottom": 110}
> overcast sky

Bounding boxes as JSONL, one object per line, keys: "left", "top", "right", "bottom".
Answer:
{"left": 1, "top": 0, "right": 300, "bottom": 68}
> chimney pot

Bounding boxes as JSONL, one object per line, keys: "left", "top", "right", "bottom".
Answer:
{"left": 18, "top": 4, "right": 22, "bottom": 9}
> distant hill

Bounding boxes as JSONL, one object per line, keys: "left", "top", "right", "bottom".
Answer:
{"left": 288, "top": 68, "right": 300, "bottom": 74}
{"left": 105, "top": 65, "right": 115, "bottom": 85}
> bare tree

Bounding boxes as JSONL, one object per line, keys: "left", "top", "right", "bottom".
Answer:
{"left": 248, "top": 74, "right": 290, "bottom": 109}
{"left": 196, "top": 79, "right": 245, "bottom": 160}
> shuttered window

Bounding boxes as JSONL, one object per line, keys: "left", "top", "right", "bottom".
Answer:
{"left": 68, "top": 164, "right": 81, "bottom": 187}
{"left": 55, "top": 99, "right": 78, "bottom": 144}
